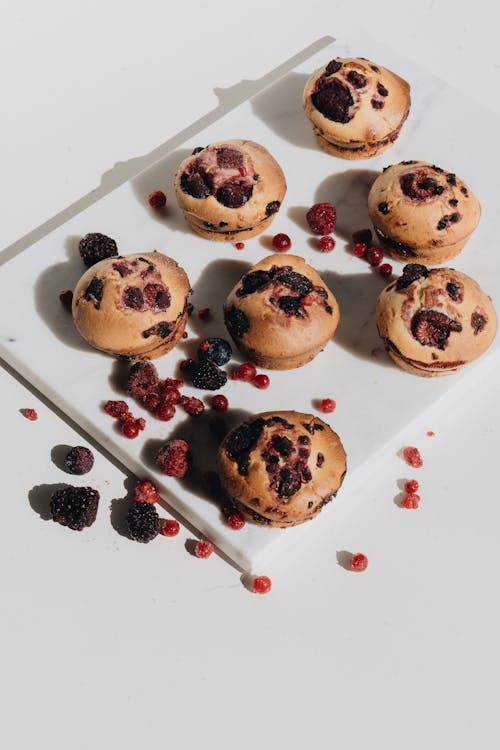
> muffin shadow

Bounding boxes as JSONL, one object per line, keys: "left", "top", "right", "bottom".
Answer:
{"left": 314, "top": 169, "right": 379, "bottom": 242}
{"left": 188, "top": 258, "right": 251, "bottom": 338}
{"left": 251, "top": 71, "right": 316, "bottom": 150}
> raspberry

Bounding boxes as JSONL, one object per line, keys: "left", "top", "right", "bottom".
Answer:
{"left": 127, "top": 360, "right": 159, "bottom": 400}
{"left": 403, "top": 446, "right": 423, "bottom": 468}
{"left": 197, "top": 337, "right": 232, "bottom": 366}
{"left": 319, "top": 398, "right": 336, "bottom": 414}
{"left": 65, "top": 446, "right": 94, "bottom": 475}
{"left": 180, "top": 396, "right": 205, "bottom": 416}
{"left": 318, "top": 236, "right": 336, "bottom": 252}
{"left": 272, "top": 233, "right": 292, "bottom": 252}
{"left": 227, "top": 513, "right": 245, "bottom": 530}
{"left": 163, "top": 378, "right": 184, "bottom": 389}
{"left": 192, "top": 361, "right": 228, "bottom": 391}
{"left": 235, "top": 242, "right": 245, "bottom": 250}
{"left": 143, "top": 392, "right": 160, "bottom": 412}
{"left": 127, "top": 501, "right": 160, "bottom": 542}
{"left": 366, "top": 246, "right": 384, "bottom": 266}
{"left": 59, "top": 290, "right": 73, "bottom": 311}
{"left": 353, "top": 242, "right": 367, "bottom": 258}
{"left": 161, "top": 519, "right": 180, "bottom": 537}
{"left": 194, "top": 540, "right": 214, "bottom": 558}
{"left": 156, "top": 439, "right": 189, "bottom": 477}
{"left": 79, "top": 232, "right": 118, "bottom": 268}
{"left": 50, "top": 486, "right": 99, "bottom": 531}
{"left": 136, "top": 418, "right": 146, "bottom": 431}
{"left": 352, "top": 228, "right": 372, "bottom": 245}
{"left": 134, "top": 480, "right": 159, "bottom": 503}
{"left": 198, "top": 307, "right": 212, "bottom": 321}
{"left": 252, "top": 575, "right": 272, "bottom": 594}
{"left": 155, "top": 403, "right": 176, "bottom": 421}
{"left": 211, "top": 394, "right": 229, "bottom": 412}
{"left": 379, "top": 262, "right": 393, "bottom": 278}
{"left": 404, "top": 479, "right": 419, "bottom": 494}
{"left": 350, "top": 553, "right": 368, "bottom": 572}
{"left": 122, "top": 421, "right": 140, "bottom": 439}
{"left": 23, "top": 408, "right": 38, "bottom": 421}
{"left": 104, "top": 400, "right": 127, "bottom": 419}
{"left": 306, "top": 202, "right": 336, "bottom": 235}
{"left": 253, "top": 374, "right": 270, "bottom": 389}
{"left": 148, "top": 190, "right": 167, "bottom": 209}
{"left": 235, "top": 362, "right": 257, "bottom": 382}
{"left": 401, "top": 494, "right": 420, "bottom": 509}
{"left": 159, "top": 386, "right": 181, "bottom": 405}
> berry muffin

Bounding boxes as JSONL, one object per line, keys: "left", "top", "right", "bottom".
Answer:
{"left": 302, "top": 57, "right": 410, "bottom": 159}
{"left": 368, "top": 160, "right": 481, "bottom": 264}
{"left": 174, "top": 140, "right": 286, "bottom": 241}
{"left": 376, "top": 263, "right": 497, "bottom": 376}
{"left": 223, "top": 254, "right": 339, "bottom": 369}
{"left": 216, "top": 411, "right": 347, "bottom": 528}
{"left": 72, "top": 251, "right": 191, "bottom": 359}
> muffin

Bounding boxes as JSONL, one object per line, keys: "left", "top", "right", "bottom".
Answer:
{"left": 216, "top": 411, "right": 347, "bottom": 528}
{"left": 223, "top": 254, "right": 339, "bottom": 369}
{"left": 368, "top": 160, "right": 481, "bottom": 264}
{"left": 72, "top": 251, "right": 191, "bottom": 359}
{"left": 302, "top": 57, "right": 410, "bottom": 159}
{"left": 376, "top": 263, "right": 497, "bottom": 376}
{"left": 174, "top": 140, "right": 286, "bottom": 241}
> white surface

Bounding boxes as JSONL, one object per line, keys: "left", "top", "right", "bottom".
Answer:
{"left": 2, "top": 3, "right": 500, "bottom": 749}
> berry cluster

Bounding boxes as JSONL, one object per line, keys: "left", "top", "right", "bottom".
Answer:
{"left": 306, "top": 202, "right": 337, "bottom": 253}
{"left": 351, "top": 228, "right": 392, "bottom": 278}
{"left": 127, "top": 477, "right": 180, "bottom": 541}
{"left": 231, "top": 362, "right": 270, "bottom": 390}
{"left": 104, "top": 399, "right": 146, "bottom": 439}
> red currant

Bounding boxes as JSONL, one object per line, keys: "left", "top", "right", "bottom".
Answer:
{"left": 236, "top": 362, "right": 257, "bottom": 382}
{"left": 353, "top": 242, "right": 367, "bottom": 258}
{"left": 23, "top": 408, "right": 38, "bottom": 421}
{"left": 227, "top": 514, "right": 245, "bottom": 530}
{"left": 319, "top": 398, "right": 336, "bottom": 414}
{"left": 379, "top": 262, "right": 393, "bottom": 278}
{"left": 272, "top": 233, "right": 292, "bottom": 252}
{"left": 350, "top": 553, "right": 368, "bottom": 572}
{"left": 252, "top": 575, "right": 272, "bottom": 594}
{"left": 148, "top": 190, "right": 167, "bottom": 209}
{"left": 122, "top": 421, "right": 140, "bottom": 439}
{"left": 253, "top": 374, "right": 270, "bottom": 389}
{"left": 211, "top": 394, "right": 229, "bottom": 412}
{"left": 404, "top": 479, "right": 419, "bottom": 494}
{"left": 161, "top": 520, "right": 180, "bottom": 537}
{"left": 366, "top": 246, "right": 384, "bottom": 266}
{"left": 194, "top": 540, "right": 214, "bottom": 558}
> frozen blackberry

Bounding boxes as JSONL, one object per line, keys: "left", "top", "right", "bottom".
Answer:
{"left": 50, "top": 486, "right": 99, "bottom": 531}
{"left": 127, "top": 360, "right": 159, "bottom": 400}
{"left": 197, "top": 337, "right": 232, "bottom": 366}
{"left": 191, "top": 361, "right": 228, "bottom": 391}
{"left": 64, "top": 446, "right": 94, "bottom": 475}
{"left": 127, "top": 501, "right": 160, "bottom": 543}
{"left": 78, "top": 233, "right": 118, "bottom": 268}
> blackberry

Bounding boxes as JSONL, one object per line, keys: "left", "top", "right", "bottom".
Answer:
{"left": 127, "top": 501, "right": 160, "bottom": 543}
{"left": 79, "top": 233, "right": 118, "bottom": 268}
{"left": 50, "top": 486, "right": 99, "bottom": 530}
{"left": 65, "top": 446, "right": 94, "bottom": 475}
{"left": 197, "top": 337, "right": 232, "bottom": 366}
{"left": 127, "top": 360, "right": 159, "bottom": 400}
{"left": 191, "top": 361, "right": 228, "bottom": 391}
{"left": 224, "top": 306, "right": 250, "bottom": 339}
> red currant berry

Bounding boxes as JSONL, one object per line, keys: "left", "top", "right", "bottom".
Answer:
{"left": 182, "top": 331, "right": 188, "bottom": 339}
{"left": 235, "top": 242, "right": 245, "bottom": 250}
{"left": 143, "top": 392, "right": 160, "bottom": 412}
{"left": 161, "top": 386, "right": 181, "bottom": 405}
{"left": 23, "top": 408, "right": 38, "bottom": 421}
{"left": 319, "top": 398, "right": 336, "bottom": 414}
{"left": 272, "top": 233, "right": 292, "bottom": 252}
{"left": 353, "top": 242, "right": 367, "bottom": 258}
{"left": 155, "top": 403, "right": 176, "bottom": 421}
{"left": 404, "top": 479, "right": 419, "bottom": 494}
{"left": 352, "top": 228, "right": 373, "bottom": 245}
{"left": 379, "top": 262, "right": 393, "bottom": 278}
{"left": 318, "top": 236, "right": 336, "bottom": 253}
{"left": 237, "top": 362, "right": 257, "bottom": 382}
{"left": 122, "top": 421, "right": 140, "bottom": 439}
{"left": 161, "top": 519, "right": 180, "bottom": 537}
{"left": 366, "top": 246, "right": 384, "bottom": 266}
{"left": 252, "top": 575, "right": 272, "bottom": 594}
{"left": 194, "top": 540, "right": 214, "bottom": 558}
{"left": 403, "top": 446, "right": 423, "bottom": 468}
{"left": 211, "top": 394, "right": 229, "bottom": 412}
{"left": 148, "top": 190, "right": 167, "bottom": 209}
{"left": 427, "top": 431, "right": 435, "bottom": 437}
{"left": 253, "top": 374, "right": 270, "bottom": 389}
{"left": 135, "top": 418, "right": 146, "bottom": 431}
{"left": 227, "top": 513, "right": 245, "bottom": 530}
{"left": 350, "top": 553, "right": 368, "bottom": 572}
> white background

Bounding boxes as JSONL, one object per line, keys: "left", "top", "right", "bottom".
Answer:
{"left": 1, "top": 2, "right": 499, "bottom": 749}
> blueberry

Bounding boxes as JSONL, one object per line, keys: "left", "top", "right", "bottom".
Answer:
{"left": 197, "top": 337, "right": 232, "bottom": 366}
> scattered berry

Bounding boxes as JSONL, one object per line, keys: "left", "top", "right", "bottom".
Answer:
{"left": 182, "top": 331, "right": 188, "bottom": 338}
{"left": 401, "top": 494, "right": 420, "bottom": 509}
{"left": 197, "top": 337, "right": 232, "bottom": 366}
{"left": 65, "top": 446, "right": 94, "bottom": 475}
{"left": 127, "top": 360, "right": 159, "bottom": 400}
{"left": 379, "top": 262, "right": 393, "bottom": 278}
{"left": 352, "top": 228, "right": 373, "bottom": 245}
{"left": 319, "top": 398, "right": 336, "bottom": 414}
{"left": 350, "top": 553, "right": 368, "bottom": 572}
{"left": 253, "top": 374, "right": 270, "bottom": 389}
{"left": 427, "top": 431, "right": 435, "bottom": 437}
{"left": 159, "top": 386, "right": 181, "bottom": 405}
{"left": 104, "top": 400, "right": 130, "bottom": 420}
{"left": 198, "top": 307, "right": 212, "bottom": 321}
{"left": 235, "top": 242, "right": 245, "bottom": 250}
{"left": 50, "top": 486, "right": 99, "bottom": 531}
{"left": 235, "top": 362, "right": 257, "bottom": 382}
{"left": 318, "top": 236, "right": 336, "bottom": 253}
{"left": 136, "top": 417, "right": 146, "bottom": 431}
{"left": 252, "top": 575, "right": 272, "bottom": 594}
{"left": 353, "top": 242, "right": 367, "bottom": 258}
{"left": 180, "top": 396, "right": 205, "bottom": 416}
{"left": 404, "top": 479, "right": 419, "bottom": 494}
{"left": 227, "top": 513, "right": 245, "bottom": 530}
{"left": 306, "top": 202, "right": 337, "bottom": 234}
{"left": 155, "top": 403, "right": 176, "bottom": 422}
{"left": 78, "top": 232, "right": 118, "bottom": 268}
{"left": 127, "top": 501, "right": 160, "bottom": 542}
{"left": 163, "top": 378, "right": 184, "bottom": 389}
{"left": 134, "top": 480, "right": 159, "bottom": 504}
{"left": 23, "top": 408, "right": 38, "bottom": 421}
{"left": 403, "top": 446, "right": 423, "bottom": 468}
{"left": 59, "top": 290, "right": 73, "bottom": 311}
{"left": 211, "top": 394, "right": 229, "bottom": 412}
{"left": 194, "top": 540, "right": 214, "bottom": 558}
{"left": 122, "top": 421, "right": 140, "bottom": 439}
{"left": 192, "top": 360, "right": 228, "bottom": 391}
{"left": 148, "top": 190, "right": 167, "bottom": 209}
{"left": 161, "top": 519, "right": 180, "bottom": 537}
{"left": 272, "top": 233, "right": 292, "bottom": 252}
{"left": 156, "top": 439, "right": 189, "bottom": 478}
{"left": 366, "top": 246, "right": 384, "bottom": 266}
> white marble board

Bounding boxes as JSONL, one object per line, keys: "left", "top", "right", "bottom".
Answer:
{"left": 1, "top": 35, "right": 499, "bottom": 572}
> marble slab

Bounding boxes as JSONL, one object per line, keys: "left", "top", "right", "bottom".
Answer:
{"left": 1, "top": 34, "right": 499, "bottom": 571}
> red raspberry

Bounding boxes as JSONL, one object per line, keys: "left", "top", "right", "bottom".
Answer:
{"left": 122, "top": 421, "right": 140, "bottom": 439}
{"left": 403, "top": 446, "right": 423, "bottom": 468}
{"left": 252, "top": 575, "right": 272, "bottom": 594}
{"left": 198, "top": 308, "right": 212, "bottom": 321}
{"left": 352, "top": 228, "right": 372, "bottom": 245}
{"left": 163, "top": 378, "right": 184, "bottom": 389}
{"left": 319, "top": 398, "right": 336, "bottom": 414}
{"left": 253, "top": 374, "right": 270, "bottom": 389}
{"left": 134, "top": 480, "right": 159, "bottom": 503}
{"left": 379, "top": 263, "right": 393, "bottom": 278}
{"left": 161, "top": 519, "right": 180, "bottom": 537}
{"left": 104, "top": 400, "right": 130, "bottom": 420}
{"left": 136, "top": 418, "right": 146, "bottom": 431}
{"left": 404, "top": 479, "right": 419, "bottom": 494}
{"left": 148, "top": 190, "right": 167, "bottom": 209}
{"left": 156, "top": 438, "right": 189, "bottom": 477}
{"left": 235, "top": 362, "right": 257, "bottom": 382}
{"left": 401, "top": 494, "right": 420, "bottom": 509}
{"left": 306, "top": 202, "right": 336, "bottom": 234}
{"left": 350, "top": 553, "right": 368, "bottom": 572}
{"left": 59, "top": 290, "right": 73, "bottom": 311}
{"left": 366, "top": 246, "right": 383, "bottom": 266}
{"left": 353, "top": 242, "right": 367, "bottom": 258}
{"left": 318, "top": 236, "right": 335, "bottom": 253}
{"left": 23, "top": 408, "right": 38, "bottom": 421}
{"left": 143, "top": 392, "right": 160, "bottom": 412}
{"left": 211, "top": 394, "right": 229, "bottom": 412}
{"left": 235, "top": 242, "right": 245, "bottom": 250}
{"left": 227, "top": 513, "right": 245, "bottom": 530}
{"left": 194, "top": 540, "right": 214, "bottom": 558}
{"left": 180, "top": 396, "right": 205, "bottom": 416}
{"left": 272, "top": 233, "right": 292, "bottom": 252}
{"left": 156, "top": 403, "right": 176, "bottom": 421}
